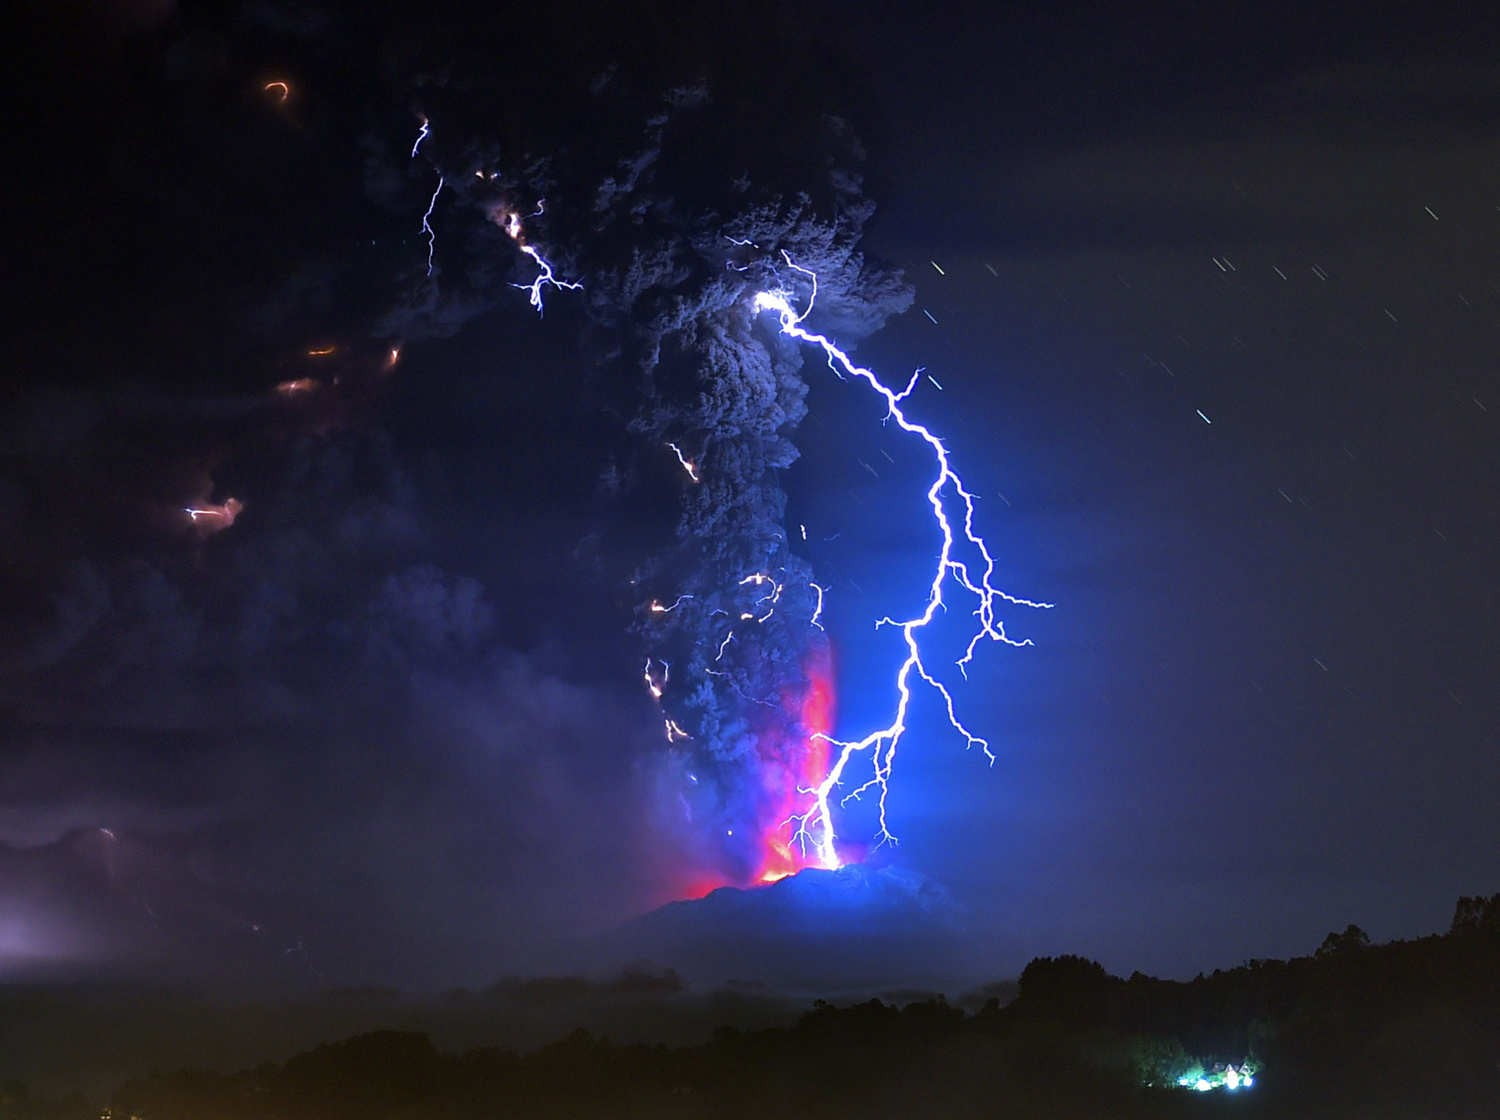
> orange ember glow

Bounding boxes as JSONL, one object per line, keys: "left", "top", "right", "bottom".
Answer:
{"left": 184, "top": 497, "right": 243, "bottom": 534}
{"left": 385, "top": 345, "right": 402, "bottom": 370}
{"left": 263, "top": 81, "right": 290, "bottom": 103}
{"left": 753, "top": 645, "right": 837, "bottom": 884}
{"left": 305, "top": 345, "right": 337, "bottom": 357}
{"left": 274, "top": 378, "right": 317, "bottom": 396}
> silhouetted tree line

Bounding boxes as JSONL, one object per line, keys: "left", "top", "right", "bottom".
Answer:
{"left": 8, "top": 895, "right": 1496, "bottom": 1119}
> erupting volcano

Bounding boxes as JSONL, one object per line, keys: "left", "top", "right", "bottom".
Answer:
{"left": 756, "top": 646, "right": 838, "bottom": 884}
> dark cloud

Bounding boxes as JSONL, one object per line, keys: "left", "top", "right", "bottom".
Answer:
{"left": 12, "top": 0, "right": 1494, "bottom": 1003}
{"left": 318, "top": 49, "right": 916, "bottom": 882}
{"left": 0, "top": 405, "right": 677, "bottom": 985}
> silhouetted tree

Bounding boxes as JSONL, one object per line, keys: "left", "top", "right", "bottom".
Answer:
{"left": 1315, "top": 923, "right": 1371, "bottom": 957}
{"left": 1017, "top": 954, "right": 1117, "bottom": 1007}
{"left": 1449, "top": 893, "right": 1500, "bottom": 936}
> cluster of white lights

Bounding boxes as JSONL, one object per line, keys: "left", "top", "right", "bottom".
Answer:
{"left": 1176, "top": 1065, "right": 1255, "bottom": 1092}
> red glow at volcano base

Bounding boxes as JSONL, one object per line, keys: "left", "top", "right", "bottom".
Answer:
{"left": 755, "top": 645, "right": 837, "bottom": 884}
{"left": 653, "top": 646, "right": 844, "bottom": 905}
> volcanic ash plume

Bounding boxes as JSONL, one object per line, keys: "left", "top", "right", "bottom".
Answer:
{"left": 380, "top": 78, "right": 910, "bottom": 885}
{"left": 577, "top": 107, "right": 912, "bottom": 883}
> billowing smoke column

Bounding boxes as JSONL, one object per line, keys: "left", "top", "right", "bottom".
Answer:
{"left": 395, "top": 87, "right": 910, "bottom": 884}
{"left": 394, "top": 78, "right": 1043, "bottom": 887}
{"left": 593, "top": 198, "right": 914, "bottom": 883}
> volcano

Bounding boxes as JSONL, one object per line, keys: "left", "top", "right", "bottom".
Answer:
{"left": 596, "top": 863, "right": 1016, "bottom": 996}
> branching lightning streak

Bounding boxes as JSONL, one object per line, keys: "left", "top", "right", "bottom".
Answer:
{"left": 421, "top": 175, "right": 444, "bottom": 278}
{"left": 446, "top": 185, "right": 1041, "bottom": 878}
{"left": 514, "top": 243, "right": 583, "bottom": 313}
{"left": 410, "top": 116, "right": 430, "bottom": 159}
{"left": 753, "top": 257, "right": 1052, "bottom": 869}
{"left": 499, "top": 201, "right": 583, "bottom": 316}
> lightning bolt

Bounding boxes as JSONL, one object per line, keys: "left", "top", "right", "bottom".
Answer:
{"left": 753, "top": 255, "right": 1052, "bottom": 869}
{"left": 183, "top": 497, "right": 243, "bottom": 531}
{"left": 666, "top": 442, "right": 701, "bottom": 483}
{"left": 497, "top": 200, "right": 583, "bottom": 316}
{"left": 737, "top": 572, "right": 784, "bottom": 623}
{"left": 408, "top": 115, "right": 578, "bottom": 312}
{"left": 809, "top": 581, "right": 827, "bottom": 631}
{"left": 456, "top": 177, "right": 1043, "bottom": 880}
{"left": 420, "top": 175, "right": 444, "bottom": 278}
{"left": 643, "top": 658, "right": 668, "bottom": 700}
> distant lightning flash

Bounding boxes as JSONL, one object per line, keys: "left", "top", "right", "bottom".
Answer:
{"left": 183, "top": 497, "right": 244, "bottom": 535}
{"left": 498, "top": 200, "right": 583, "bottom": 315}
{"left": 513, "top": 240, "right": 583, "bottom": 313}
{"left": 458, "top": 180, "right": 1042, "bottom": 882}
{"left": 666, "top": 442, "right": 701, "bottom": 483}
{"left": 644, "top": 658, "right": 668, "bottom": 700}
{"left": 737, "top": 571, "right": 784, "bottom": 623}
{"left": 421, "top": 175, "right": 444, "bottom": 278}
{"left": 809, "top": 581, "right": 827, "bottom": 631}
{"left": 409, "top": 118, "right": 578, "bottom": 310}
{"left": 753, "top": 255, "right": 1052, "bottom": 869}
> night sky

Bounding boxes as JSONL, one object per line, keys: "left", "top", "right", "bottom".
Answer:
{"left": 5, "top": 0, "right": 1497, "bottom": 991}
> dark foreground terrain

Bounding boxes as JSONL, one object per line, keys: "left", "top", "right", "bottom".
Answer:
{"left": 4, "top": 895, "right": 1497, "bottom": 1119}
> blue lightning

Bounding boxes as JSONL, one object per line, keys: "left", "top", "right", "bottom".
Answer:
{"left": 499, "top": 200, "right": 583, "bottom": 316}
{"left": 406, "top": 115, "right": 578, "bottom": 312}
{"left": 431, "top": 157, "right": 1040, "bottom": 876}
{"left": 420, "top": 175, "right": 444, "bottom": 278}
{"left": 753, "top": 255, "right": 1053, "bottom": 869}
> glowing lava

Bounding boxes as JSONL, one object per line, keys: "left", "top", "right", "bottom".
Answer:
{"left": 755, "top": 646, "right": 837, "bottom": 883}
